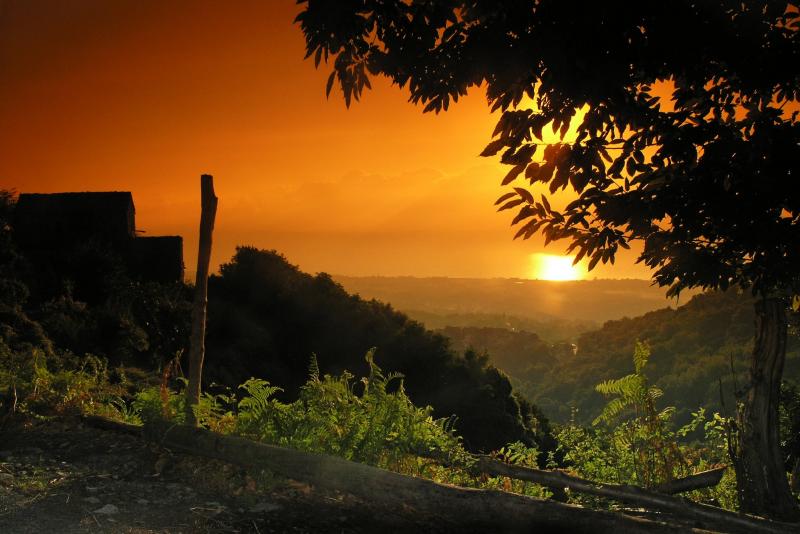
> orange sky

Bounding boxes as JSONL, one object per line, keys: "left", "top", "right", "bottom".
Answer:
{"left": 0, "top": 0, "right": 650, "bottom": 279}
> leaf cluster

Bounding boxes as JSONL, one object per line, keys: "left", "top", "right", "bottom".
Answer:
{"left": 299, "top": 1, "right": 800, "bottom": 296}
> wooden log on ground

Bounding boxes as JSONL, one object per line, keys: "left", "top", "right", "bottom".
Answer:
{"left": 653, "top": 467, "right": 727, "bottom": 495}
{"left": 421, "top": 452, "right": 725, "bottom": 495}
{"left": 143, "top": 421, "right": 694, "bottom": 534}
{"left": 474, "top": 456, "right": 797, "bottom": 534}
{"left": 81, "top": 415, "right": 142, "bottom": 436}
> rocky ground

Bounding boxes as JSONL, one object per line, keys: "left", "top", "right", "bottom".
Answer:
{"left": 0, "top": 416, "right": 459, "bottom": 533}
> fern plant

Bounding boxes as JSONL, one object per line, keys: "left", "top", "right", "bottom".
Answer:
{"left": 592, "top": 342, "right": 688, "bottom": 488}
{"left": 229, "top": 350, "right": 469, "bottom": 476}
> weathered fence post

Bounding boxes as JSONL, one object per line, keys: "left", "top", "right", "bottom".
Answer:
{"left": 186, "top": 174, "right": 218, "bottom": 426}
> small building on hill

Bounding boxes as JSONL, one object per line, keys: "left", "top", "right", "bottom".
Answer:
{"left": 14, "top": 192, "right": 136, "bottom": 247}
{"left": 14, "top": 191, "right": 183, "bottom": 283}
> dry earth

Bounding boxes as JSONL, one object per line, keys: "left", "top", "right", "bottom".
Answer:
{"left": 0, "top": 416, "right": 473, "bottom": 533}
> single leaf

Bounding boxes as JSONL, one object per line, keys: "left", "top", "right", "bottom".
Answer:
{"left": 626, "top": 157, "right": 636, "bottom": 176}
{"left": 588, "top": 253, "right": 601, "bottom": 271}
{"left": 541, "top": 195, "right": 552, "bottom": 213}
{"left": 492, "top": 113, "right": 508, "bottom": 138}
{"left": 326, "top": 71, "right": 336, "bottom": 98}
{"left": 501, "top": 165, "right": 526, "bottom": 186}
{"left": 511, "top": 205, "right": 535, "bottom": 225}
{"left": 498, "top": 198, "right": 524, "bottom": 211}
{"left": 514, "top": 187, "right": 534, "bottom": 203}
{"left": 494, "top": 192, "right": 516, "bottom": 205}
{"left": 481, "top": 138, "right": 506, "bottom": 157}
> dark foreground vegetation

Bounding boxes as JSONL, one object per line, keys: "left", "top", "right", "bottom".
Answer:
{"left": 1, "top": 189, "right": 799, "bottom": 530}
{"left": 205, "top": 246, "right": 551, "bottom": 453}
{"left": 0, "top": 189, "right": 549, "bottom": 455}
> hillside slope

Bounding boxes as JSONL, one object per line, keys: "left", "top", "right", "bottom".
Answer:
{"left": 443, "top": 291, "right": 800, "bottom": 424}
{"left": 203, "top": 247, "right": 553, "bottom": 453}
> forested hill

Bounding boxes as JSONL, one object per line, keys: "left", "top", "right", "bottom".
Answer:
{"left": 443, "top": 290, "right": 800, "bottom": 425}
{"left": 400, "top": 310, "right": 595, "bottom": 344}
{"left": 203, "top": 247, "right": 553, "bottom": 453}
{"left": 334, "top": 275, "right": 693, "bottom": 324}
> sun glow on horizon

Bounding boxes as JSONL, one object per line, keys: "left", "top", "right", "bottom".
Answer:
{"left": 530, "top": 253, "right": 584, "bottom": 281}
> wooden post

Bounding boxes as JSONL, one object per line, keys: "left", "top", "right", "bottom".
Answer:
{"left": 186, "top": 174, "right": 218, "bottom": 427}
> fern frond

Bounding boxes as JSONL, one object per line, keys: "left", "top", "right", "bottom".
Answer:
{"left": 364, "top": 347, "right": 382, "bottom": 384}
{"left": 595, "top": 374, "right": 637, "bottom": 396}
{"left": 238, "top": 378, "right": 282, "bottom": 414}
{"left": 593, "top": 397, "right": 629, "bottom": 426}
{"left": 385, "top": 371, "right": 405, "bottom": 385}
{"left": 308, "top": 353, "right": 320, "bottom": 383}
{"left": 647, "top": 386, "right": 663, "bottom": 402}
{"left": 658, "top": 406, "right": 676, "bottom": 421}
{"left": 633, "top": 341, "right": 650, "bottom": 374}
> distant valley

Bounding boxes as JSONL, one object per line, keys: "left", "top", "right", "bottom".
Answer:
{"left": 335, "top": 275, "right": 798, "bottom": 425}
{"left": 333, "top": 276, "right": 698, "bottom": 333}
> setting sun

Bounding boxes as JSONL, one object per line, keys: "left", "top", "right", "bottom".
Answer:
{"left": 530, "top": 254, "right": 584, "bottom": 281}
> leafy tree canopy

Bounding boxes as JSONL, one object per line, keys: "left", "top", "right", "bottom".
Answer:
{"left": 205, "top": 247, "right": 555, "bottom": 453}
{"left": 298, "top": 0, "right": 800, "bottom": 295}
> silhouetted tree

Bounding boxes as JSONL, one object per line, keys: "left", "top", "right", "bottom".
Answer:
{"left": 0, "top": 190, "right": 19, "bottom": 276}
{"left": 297, "top": 1, "right": 800, "bottom": 519}
{"left": 204, "top": 247, "right": 553, "bottom": 453}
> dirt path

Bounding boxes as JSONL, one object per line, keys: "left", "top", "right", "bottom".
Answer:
{"left": 0, "top": 417, "right": 463, "bottom": 533}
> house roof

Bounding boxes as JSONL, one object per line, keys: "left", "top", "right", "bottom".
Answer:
{"left": 15, "top": 191, "right": 136, "bottom": 241}
{"left": 16, "top": 191, "right": 134, "bottom": 213}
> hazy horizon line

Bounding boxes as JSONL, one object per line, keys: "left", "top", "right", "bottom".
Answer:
{"left": 185, "top": 269, "right": 654, "bottom": 283}
{"left": 329, "top": 274, "right": 654, "bottom": 282}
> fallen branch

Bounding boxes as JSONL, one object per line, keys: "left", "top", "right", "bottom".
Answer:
{"left": 143, "top": 421, "right": 691, "bottom": 533}
{"left": 653, "top": 467, "right": 727, "bottom": 495}
{"left": 82, "top": 416, "right": 796, "bottom": 533}
{"left": 473, "top": 456, "right": 796, "bottom": 534}
{"left": 81, "top": 415, "right": 142, "bottom": 436}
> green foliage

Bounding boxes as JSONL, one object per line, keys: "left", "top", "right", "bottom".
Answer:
{"left": 488, "top": 290, "right": 799, "bottom": 425}
{"left": 36, "top": 280, "right": 192, "bottom": 370}
{"left": 234, "top": 378, "right": 286, "bottom": 439}
{"left": 93, "top": 396, "right": 143, "bottom": 425}
{"left": 591, "top": 342, "right": 690, "bottom": 488}
{"left": 557, "top": 420, "right": 633, "bottom": 505}
{"left": 555, "top": 344, "right": 741, "bottom": 508}
{"left": 133, "top": 381, "right": 187, "bottom": 425}
{"left": 231, "top": 350, "right": 469, "bottom": 474}
{"left": 593, "top": 342, "right": 662, "bottom": 425}
{"left": 0, "top": 345, "right": 124, "bottom": 417}
{"left": 558, "top": 406, "right": 739, "bottom": 509}
{"left": 476, "top": 441, "right": 552, "bottom": 499}
{"left": 780, "top": 381, "right": 800, "bottom": 476}
{"left": 144, "top": 352, "right": 556, "bottom": 496}
{"left": 205, "top": 247, "right": 553, "bottom": 453}
{"left": 425, "top": 312, "right": 594, "bottom": 343}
